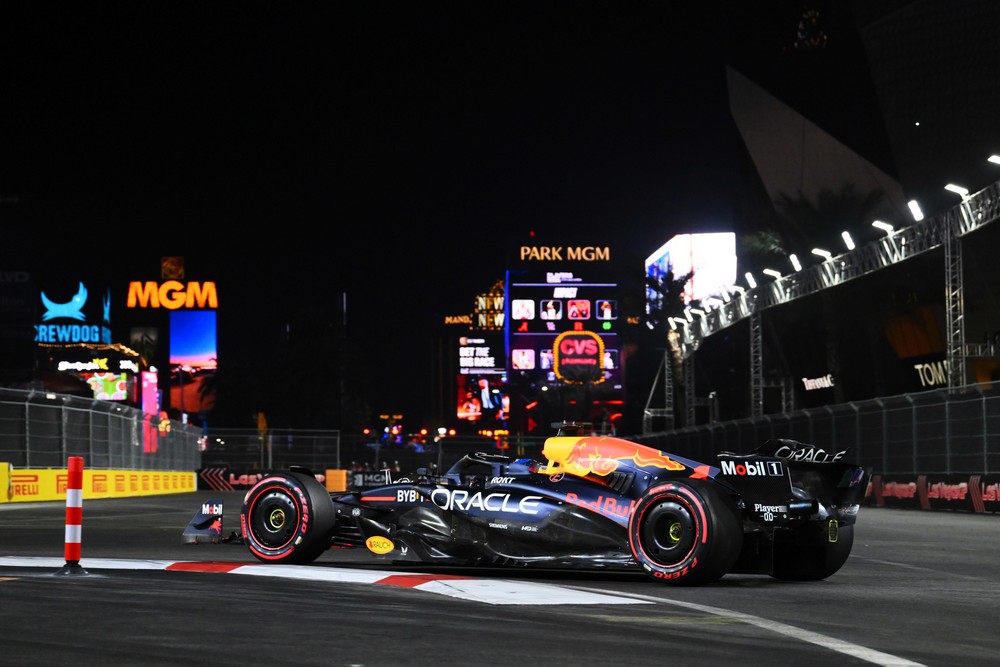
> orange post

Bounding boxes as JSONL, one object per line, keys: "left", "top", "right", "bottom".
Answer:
{"left": 57, "top": 456, "right": 88, "bottom": 576}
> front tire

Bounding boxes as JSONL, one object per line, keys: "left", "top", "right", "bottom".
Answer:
{"left": 628, "top": 480, "right": 742, "bottom": 586}
{"left": 241, "top": 470, "right": 336, "bottom": 565}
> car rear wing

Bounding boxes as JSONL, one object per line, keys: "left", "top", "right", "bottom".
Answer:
{"left": 717, "top": 439, "right": 870, "bottom": 525}
{"left": 753, "top": 438, "right": 871, "bottom": 523}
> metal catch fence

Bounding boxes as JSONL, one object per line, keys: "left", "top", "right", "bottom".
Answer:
{"left": 0, "top": 387, "right": 202, "bottom": 471}
{"left": 2, "top": 382, "right": 998, "bottom": 476}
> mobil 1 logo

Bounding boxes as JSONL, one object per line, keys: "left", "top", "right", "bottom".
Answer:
{"left": 719, "top": 457, "right": 784, "bottom": 477}
{"left": 718, "top": 455, "right": 792, "bottom": 523}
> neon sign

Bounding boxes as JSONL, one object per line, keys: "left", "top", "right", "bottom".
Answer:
{"left": 126, "top": 281, "right": 218, "bottom": 309}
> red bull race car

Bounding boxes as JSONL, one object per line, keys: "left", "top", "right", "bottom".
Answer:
{"left": 231, "top": 423, "right": 871, "bottom": 586}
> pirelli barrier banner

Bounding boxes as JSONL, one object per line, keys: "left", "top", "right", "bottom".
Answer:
{"left": 0, "top": 464, "right": 196, "bottom": 504}
{"left": 5, "top": 464, "right": 996, "bottom": 513}
{"left": 869, "top": 474, "right": 1000, "bottom": 513}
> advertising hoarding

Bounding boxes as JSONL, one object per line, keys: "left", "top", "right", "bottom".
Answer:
{"left": 645, "top": 232, "right": 737, "bottom": 304}
{"left": 506, "top": 268, "right": 623, "bottom": 432}
{"left": 169, "top": 310, "right": 217, "bottom": 415}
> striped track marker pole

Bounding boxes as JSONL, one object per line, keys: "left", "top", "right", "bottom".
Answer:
{"left": 56, "top": 456, "right": 88, "bottom": 576}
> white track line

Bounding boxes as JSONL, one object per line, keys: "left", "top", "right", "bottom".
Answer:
{"left": 0, "top": 556, "right": 647, "bottom": 606}
{"left": 571, "top": 587, "right": 926, "bottom": 667}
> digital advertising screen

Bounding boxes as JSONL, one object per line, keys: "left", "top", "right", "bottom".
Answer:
{"left": 456, "top": 334, "right": 505, "bottom": 376}
{"left": 455, "top": 334, "right": 507, "bottom": 424}
{"left": 169, "top": 310, "right": 217, "bottom": 415}
{"left": 506, "top": 268, "right": 623, "bottom": 431}
{"left": 141, "top": 370, "right": 159, "bottom": 416}
{"left": 81, "top": 372, "right": 131, "bottom": 401}
{"left": 169, "top": 310, "right": 217, "bottom": 368}
{"left": 645, "top": 232, "right": 737, "bottom": 305}
{"left": 507, "top": 269, "right": 622, "bottom": 387}
{"left": 456, "top": 374, "right": 510, "bottom": 424}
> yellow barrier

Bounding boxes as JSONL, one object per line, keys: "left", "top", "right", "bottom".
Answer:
{"left": 325, "top": 469, "right": 348, "bottom": 492}
{"left": 1, "top": 462, "right": 11, "bottom": 503}
{"left": 0, "top": 465, "right": 197, "bottom": 503}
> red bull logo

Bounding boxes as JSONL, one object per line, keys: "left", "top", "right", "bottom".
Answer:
{"left": 543, "top": 436, "right": 685, "bottom": 477}
{"left": 565, "top": 491, "right": 635, "bottom": 519}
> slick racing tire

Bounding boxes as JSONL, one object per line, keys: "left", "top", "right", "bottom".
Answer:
{"left": 770, "top": 521, "right": 854, "bottom": 581}
{"left": 241, "top": 469, "right": 336, "bottom": 565}
{"left": 628, "top": 479, "right": 742, "bottom": 586}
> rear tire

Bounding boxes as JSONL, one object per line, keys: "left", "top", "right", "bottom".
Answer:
{"left": 770, "top": 521, "right": 854, "bottom": 581}
{"left": 628, "top": 480, "right": 742, "bottom": 586}
{"left": 241, "top": 470, "right": 336, "bottom": 565}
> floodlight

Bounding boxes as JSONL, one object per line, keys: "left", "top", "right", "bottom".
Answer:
{"left": 872, "top": 220, "right": 894, "bottom": 234}
{"left": 841, "top": 231, "right": 855, "bottom": 250}
{"left": 811, "top": 248, "right": 832, "bottom": 260}
{"left": 744, "top": 272, "right": 757, "bottom": 289}
{"left": 944, "top": 183, "right": 969, "bottom": 198}
{"left": 908, "top": 200, "right": 924, "bottom": 221}
{"left": 762, "top": 268, "right": 782, "bottom": 280}
{"left": 789, "top": 254, "right": 801, "bottom": 271}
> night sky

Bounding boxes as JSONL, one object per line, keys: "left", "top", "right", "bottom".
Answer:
{"left": 2, "top": 3, "right": 889, "bottom": 430}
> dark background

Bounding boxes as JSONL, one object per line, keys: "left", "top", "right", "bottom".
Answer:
{"left": 3, "top": 2, "right": 997, "bottom": 433}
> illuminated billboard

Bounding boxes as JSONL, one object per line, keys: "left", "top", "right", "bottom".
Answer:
{"left": 169, "top": 310, "right": 217, "bottom": 368}
{"left": 456, "top": 375, "right": 509, "bottom": 424}
{"left": 33, "top": 279, "right": 113, "bottom": 345}
{"left": 169, "top": 310, "right": 217, "bottom": 415}
{"left": 507, "top": 269, "right": 622, "bottom": 386}
{"left": 645, "top": 232, "right": 737, "bottom": 304}
{"left": 81, "top": 372, "right": 131, "bottom": 401}
{"left": 506, "top": 268, "right": 623, "bottom": 431}
{"left": 455, "top": 334, "right": 507, "bottom": 424}
{"left": 141, "top": 370, "right": 160, "bottom": 415}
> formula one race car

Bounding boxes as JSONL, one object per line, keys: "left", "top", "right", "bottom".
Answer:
{"left": 236, "top": 423, "right": 871, "bottom": 586}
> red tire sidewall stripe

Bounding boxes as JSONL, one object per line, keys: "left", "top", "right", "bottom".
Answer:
{"left": 629, "top": 482, "right": 709, "bottom": 573}
{"left": 243, "top": 479, "right": 307, "bottom": 560}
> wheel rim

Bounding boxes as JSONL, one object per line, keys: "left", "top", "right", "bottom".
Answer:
{"left": 249, "top": 488, "right": 302, "bottom": 550}
{"left": 640, "top": 499, "right": 697, "bottom": 566}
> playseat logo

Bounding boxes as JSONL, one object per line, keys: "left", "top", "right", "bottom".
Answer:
{"left": 429, "top": 488, "right": 542, "bottom": 514}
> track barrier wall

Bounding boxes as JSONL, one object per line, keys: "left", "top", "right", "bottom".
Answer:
{"left": 0, "top": 466, "right": 197, "bottom": 503}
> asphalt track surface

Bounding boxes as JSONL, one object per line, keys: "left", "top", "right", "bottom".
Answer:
{"left": 1, "top": 491, "right": 998, "bottom": 667}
